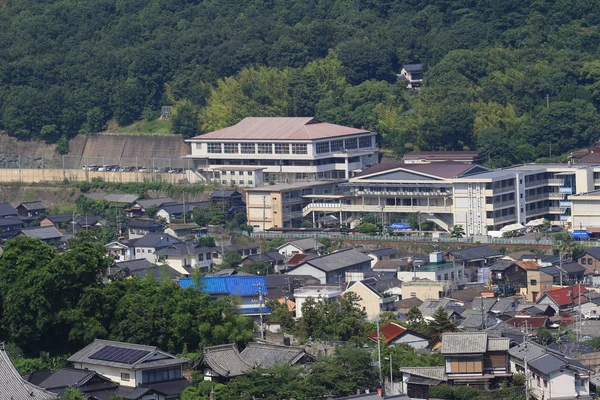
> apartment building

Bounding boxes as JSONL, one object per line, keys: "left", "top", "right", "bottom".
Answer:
{"left": 185, "top": 117, "right": 378, "bottom": 186}
{"left": 245, "top": 180, "right": 340, "bottom": 230}
{"left": 302, "top": 162, "right": 599, "bottom": 235}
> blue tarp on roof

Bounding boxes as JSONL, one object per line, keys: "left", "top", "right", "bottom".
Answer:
{"left": 179, "top": 276, "right": 268, "bottom": 296}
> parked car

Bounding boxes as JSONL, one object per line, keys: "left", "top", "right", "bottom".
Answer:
{"left": 572, "top": 230, "right": 591, "bottom": 240}
{"left": 549, "top": 226, "right": 562, "bottom": 232}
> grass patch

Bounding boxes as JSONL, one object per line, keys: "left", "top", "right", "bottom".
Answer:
{"left": 105, "top": 118, "right": 173, "bottom": 135}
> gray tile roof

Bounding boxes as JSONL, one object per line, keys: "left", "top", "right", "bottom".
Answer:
{"left": 487, "top": 337, "right": 510, "bottom": 351}
{"left": 127, "top": 218, "right": 163, "bottom": 229}
{"left": 134, "top": 197, "right": 175, "bottom": 209}
{"left": 398, "top": 366, "right": 447, "bottom": 381}
{"left": 368, "top": 248, "right": 398, "bottom": 258}
{"left": 103, "top": 193, "right": 139, "bottom": 203}
{"left": 451, "top": 245, "right": 502, "bottom": 261}
{"left": 528, "top": 353, "right": 590, "bottom": 376}
{"left": 18, "top": 201, "right": 47, "bottom": 211}
{"left": 0, "top": 202, "right": 18, "bottom": 217}
{"left": 303, "top": 248, "right": 372, "bottom": 272}
{"left": 585, "top": 247, "right": 600, "bottom": 260}
{"left": 281, "top": 238, "right": 323, "bottom": 251}
{"left": 202, "top": 344, "right": 252, "bottom": 378}
{"left": 67, "top": 339, "right": 188, "bottom": 369}
{"left": 0, "top": 217, "right": 24, "bottom": 227}
{"left": 239, "top": 342, "right": 310, "bottom": 368}
{"left": 0, "top": 345, "right": 58, "bottom": 399}
{"left": 45, "top": 214, "right": 73, "bottom": 224}
{"left": 130, "top": 233, "right": 181, "bottom": 248}
{"left": 441, "top": 332, "right": 488, "bottom": 354}
{"left": 508, "top": 341, "right": 547, "bottom": 363}
{"left": 154, "top": 242, "right": 214, "bottom": 256}
{"left": 20, "top": 226, "right": 63, "bottom": 240}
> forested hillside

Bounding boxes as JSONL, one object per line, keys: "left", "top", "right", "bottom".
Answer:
{"left": 1, "top": 0, "right": 600, "bottom": 165}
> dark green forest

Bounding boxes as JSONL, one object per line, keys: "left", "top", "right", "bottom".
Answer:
{"left": 1, "top": 0, "right": 600, "bottom": 166}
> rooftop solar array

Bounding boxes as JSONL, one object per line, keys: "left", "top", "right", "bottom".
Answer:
{"left": 89, "top": 345, "right": 150, "bottom": 364}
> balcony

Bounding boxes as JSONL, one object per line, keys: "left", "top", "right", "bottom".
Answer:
{"left": 527, "top": 207, "right": 550, "bottom": 216}
{"left": 559, "top": 201, "right": 572, "bottom": 208}
{"left": 302, "top": 202, "right": 453, "bottom": 217}
{"left": 525, "top": 179, "right": 547, "bottom": 188}
{"left": 559, "top": 187, "right": 573, "bottom": 194}
{"left": 549, "top": 207, "right": 567, "bottom": 214}
{"left": 548, "top": 192, "right": 564, "bottom": 200}
{"left": 492, "top": 214, "right": 517, "bottom": 223}
{"left": 487, "top": 201, "right": 515, "bottom": 210}
{"left": 493, "top": 185, "right": 516, "bottom": 194}
{"left": 548, "top": 179, "right": 566, "bottom": 186}
{"left": 595, "top": 179, "right": 600, "bottom": 185}
{"left": 525, "top": 193, "right": 547, "bottom": 202}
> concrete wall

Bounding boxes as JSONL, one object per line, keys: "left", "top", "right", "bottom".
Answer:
{"left": 0, "top": 168, "right": 186, "bottom": 183}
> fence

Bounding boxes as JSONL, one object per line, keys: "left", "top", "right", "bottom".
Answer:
{"left": 252, "top": 231, "right": 600, "bottom": 247}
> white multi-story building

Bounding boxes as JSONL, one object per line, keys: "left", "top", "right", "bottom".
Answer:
{"left": 185, "top": 117, "right": 378, "bottom": 186}
{"left": 302, "top": 162, "right": 600, "bottom": 235}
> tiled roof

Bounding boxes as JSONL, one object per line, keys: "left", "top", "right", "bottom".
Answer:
{"left": 45, "top": 214, "right": 73, "bottom": 224}
{"left": 301, "top": 248, "right": 372, "bottom": 272}
{"left": 450, "top": 245, "right": 502, "bottom": 261}
{"left": 202, "top": 344, "right": 252, "bottom": 378}
{"left": 134, "top": 197, "right": 175, "bottom": 209}
{"left": 395, "top": 297, "right": 424, "bottom": 310}
{"left": 355, "top": 162, "right": 480, "bottom": 179}
{"left": 515, "top": 260, "right": 542, "bottom": 270}
{"left": 585, "top": 247, "right": 600, "bottom": 260}
{"left": 441, "top": 332, "right": 488, "bottom": 354}
{"left": 159, "top": 201, "right": 210, "bottom": 215}
{"left": 0, "top": 202, "right": 18, "bottom": 217}
{"left": 127, "top": 218, "right": 163, "bottom": 229}
{"left": 280, "top": 238, "right": 323, "bottom": 252}
{"left": 487, "top": 337, "right": 510, "bottom": 351}
{"left": 0, "top": 217, "right": 24, "bottom": 227}
{"left": 528, "top": 353, "right": 591, "bottom": 376}
{"left": 560, "top": 262, "right": 586, "bottom": 274}
{"left": 368, "top": 248, "right": 398, "bottom": 258}
{"left": 37, "top": 368, "right": 117, "bottom": 396}
{"left": 239, "top": 342, "right": 310, "bottom": 368}
{"left": 18, "top": 201, "right": 46, "bottom": 211}
{"left": 287, "top": 253, "right": 311, "bottom": 265}
{"left": 0, "top": 345, "right": 58, "bottom": 399}
{"left": 368, "top": 322, "right": 407, "bottom": 344}
{"left": 179, "top": 276, "right": 268, "bottom": 296}
{"left": 190, "top": 117, "right": 370, "bottom": 141}
{"left": 540, "top": 284, "right": 586, "bottom": 307}
{"left": 154, "top": 242, "right": 214, "bottom": 256}
{"left": 398, "top": 366, "right": 447, "bottom": 381}
{"left": 508, "top": 341, "right": 547, "bottom": 363}
{"left": 103, "top": 193, "right": 139, "bottom": 203}
{"left": 130, "top": 233, "right": 181, "bottom": 248}
{"left": 20, "top": 226, "right": 63, "bottom": 240}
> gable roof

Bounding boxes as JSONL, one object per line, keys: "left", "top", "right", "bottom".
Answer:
{"left": 450, "top": 245, "right": 502, "bottom": 261}
{"left": 154, "top": 242, "right": 214, "bottom": 256}
{"left": 0, "top": 202, "right": 18, "bottom": 217}
{"left": 287, "top": 253, "right": 312, "bottom": 265}
{"left": 159, "top": 201, "right": 210, "bottom": 215}
{"left": 0, "top": 217, "right": 24, "bottom": 227}
{"left": 239, "top": 342, "right": 311, "bottom": 368}
{"left": 44, "top": 214, "right": 73, "bottom": 224}
{"left": 127, "top": 218, "right": 164, "bottom": 229}
{"left": 134, "top": 197, "right": 175, "bottom": 209}
{"left": 441, "top": 332, "right": 488, "bottom": 354}
{"left": 354, "top": 162, "right": 482, "bottom": 180}
{"left": 20, "top": 226, "right": 63, "bottom": 240}
{"left": 368, "top": 248, "right": 398, "bottom": 258}
{"left": 504, "top": 316, "right": 549, "bottom": 329}
{"left": 279, "top": 238, "right": 323, "bottom": 252}
{"left": 395, "top": 297, "right": 424, "bottom": 310}
{"left": 528, "top": 353, "right": 591, "bottom": 376}
{"left": 515, "top": 260, "right": 542, "bottom": 270}
{"left": 210, "top": 190, "right": 242, "bottom": 199}
{"left": 584, "top": 247, "right": 600, "bottom": 260}
{"left": 368, "top": 322, "right": 408, "bottom": 344}
{"left": 299, "top": 248, "right": 372, "bottom": 273}
{"left": 37, "top": 368, "right": 117, "bottom": 396}
{"left": 190, "top": 117, "right": 370, "bottom": 141}
{"left": 130, "top": 233, "right": 181, "bottom": 248}
{"left": 0, "top": 345, "right": 58, "bottom": 399}
{"left": 67, "top": 339, "right": 188, "bottom": 369}
{"left": 402, "top": 63, "right": 423, "bottom": 71}
{"left": 398, "top": 366, "right": 447, "bottom": 382}
{"left": 560, "top": 261, "right": 586, "bottom": 274}
{"left": 17, "top": 201, "right": 47, "bottom": 211}
{"left": 538, "top": 284, "right": 587, "bottom": 307}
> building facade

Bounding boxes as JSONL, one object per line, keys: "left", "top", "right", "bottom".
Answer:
{"left": 185, "top": 117, "right": 378, "bottom": 186}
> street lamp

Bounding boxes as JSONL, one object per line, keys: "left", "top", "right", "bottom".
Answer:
{"left": 385, "top": 353, "right": 394, "bottom": 395}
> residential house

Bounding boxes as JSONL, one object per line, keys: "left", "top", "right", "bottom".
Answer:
{"left": 488, "top": 260, "right": 534, "bottom": 296}
{"left": 403, "top": 279, "right": 451, "bottom": 301}
{"left": 395, "top": 297, "right": 424, "bottom": 316}
{"left": 346, "top": 271, "right": 402, "bottom": 297}
{"left": 400, "top": 334, "right": 511, "bottom": 395}
{"left": 398, "top": 63, "right": 423, "bottom": 89}
{"left": 127, "top": 218, "right": 164, "bottom": 239}
{"left": 19, "top": 226, "right": 64, "bottom": 244}
{"left": 294, "top": 285, "right": 343, "bottom": 319}
{"left": 213, "top": 242, "right": 262, "bottom": 265}
{"left": 579, "top": 296, "right": 600, "bottom": 319}
{"left": 71, "top": 216, "right": 102, "bottom": 232}
{"left": 129, "top": 233, "right": 181, "bottom": 263}
{"left": 40, "top": 214, "right": 73, "bottom": 232}
{"left": 419, "top": 298, "right": 464, "bottom": 321}
{"left": 16, "top": 201, "right": 47, "bottom": 218}
{"left": 450, "top": 245, "right": 503, "bottom": 283}
{"left": 539, "top": 263, "right": 586, "bottom": 285}
{"left": 366, "top": 248, "right": 398, "bottom": 268}
{"left": 287, "top": 248, "right": 372, "bottom": 285}
{"left": 0, "top": 343, "right": 58, "bottom": 399}
{"left": 526, "top": 269, "right": 554, "bottom": 302}
{"left": 202, "top": 342, "right": 313, "bottom": 381}
{"left": 105, "top": 241, "right": 129, "bottom": 261}
{"left": 163, "top": 223, "right": 204, "bottom": 239}
{"left": 277, "top": 238, "right": 324, "bottom": 258}
{"left": 126, "top": 197, "right": 175, "bottom": 218}
{"left": 263, "top": 274, "right": 321, "bottom": 301}
{"left": 344, "top": 280, "right": 397, "bottom": 320}
{"left": 241, "top": 251, "right": 286, "bottom": 272}
{"left": 0, "top": 202, "right": 18, "bottom": 218}
{"left": 30, "top": 368, "right": 118, "bottom": 399}
{"left": 577, "top": 247, "right": 600, "bottom": 275}
{"left": 210, "top": 190, "right": 245, "bottom": 215}
{"left": 503, "top": 316, "right": 550, "bottom": 335}
{"left": 369, "top": 322, "right": 429, "bottom": 350}
{"left": 179, "top": 276, "right": 269, "bottom": 318}
{"left": 0, "top": 217, "right": 24, "bottom": 239}
{"left": 509, "top": 341, "right": 593, "bottom": 399}
{"left": 154, "top": 242, "right": 215, "bottom": 272}
{"left": 109, "top": 259, "right": 184, "bottom": 281}
{"left": 156, "top": 201, "right": 210, "bottom": 223}
{"left": 536, "top": 284, "right": 587, "bottom": 313}
{"left": 83, "top": 192, "right": 139, "bottom": 206}
{"left": 67, "top": 339, "right": 190, "bottom": 394}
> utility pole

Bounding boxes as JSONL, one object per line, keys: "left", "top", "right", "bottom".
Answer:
{"left": 523, "top": 319, "right": 530, "bottom": 400}
{"left": 262, "top": 196, "right": 266, "bottom": 232}
{"left": 183, "top": 191, "right": 186, "bottom": 224}
{"left": 389, "top": 352, "right": 393, "bottom": 395}
{"left": 546, "top": 93, "right": 550, "bottom": 108}
{"left": 253, "top": 283, "right": 265, "bottom": 340}
{"left": 578, "top": 281, "right": 582, "bottom": 342}
{"left": 376, "top": 318, "right": 383, "bottom": 395}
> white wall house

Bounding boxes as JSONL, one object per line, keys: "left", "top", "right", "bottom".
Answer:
{"left": 185, "top": 117, "right": 379, "bottom": 186}
{"left": 294, "top": 286, "right": 342, "bottom": 319}
{"left": 155, "top": 243, "right": 215, "bottom": 273}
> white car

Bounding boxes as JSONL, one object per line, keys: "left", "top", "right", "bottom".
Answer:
{"left": 584, "top": 314, "right": 600, "bottom": 320}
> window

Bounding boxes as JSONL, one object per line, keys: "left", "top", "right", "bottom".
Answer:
{"left": 247, "top": 171, "right": 253, "bottom": 176}
{"left": 588, "top": 258, "right": 593, "bottom": 264}
{"left": 142, "top": 367, "right": 182, "bottom": 384}
{"left": 582, "top": 258, "right": 587, "bottom": 265}
{"left": 239, "top": 180, "right": 244, "bottom": 184}
{"left": 330, "top": 140, "right": 344, "bottom": 152}
{"left": 148, "top": 249, "right": 153, "bottom": 253}
{"left": 359, "top": 136, "right": 372, "bottom": 148}
{"left": 410, "top": 292, "right": 416, "bottom": 297}
{"left": 137, "top": 249, "right": 141, "bottom": 253}
{"left": 275, "top": 143, "right": 289, "bottom": 154}
{"left": 121, "top": 373, "right": 130, "bottom": 381}
{"left": 199, "top": 254, "right": 204, "bottom": 261}
{"left": 195, "top": 143, "right": 202, "bottom": 150}
{"left": 530, "top": 279, "right": 537, "bottom": 286}
{"left": 248, "top": 180, "right": 253, "bottom": 185}
{"left": 316, "top": 141, "right": 330, "bottom": 154}
{"left": 207, "top": 143, "right": 222, "bottom": 153}
{"left": 292, "top": 143, "right": 307, "bottom": 154}
{"left": 206, "top": 252, "right": 211, "bottom": 260}
{"left": 258, "top": 143, "right": 272, "bottom": 154}
{"left": 241, "top": 143, "right": 255, "bottom": 154}
{"left": 223, "top": 143, "right": 238, "bottom": 153}
{"left": 344, "top": 138, "right": 358, "bottom": 150}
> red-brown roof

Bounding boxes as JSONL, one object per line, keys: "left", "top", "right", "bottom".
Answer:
{"left": 287, "top": 253, "right": 310, "bottom": 265}
{"left": 368, "top": 322, "right": 407, "bottom": 344}
{"left": 190, "top": 117, "right": 370, "bottom": 141}
{"left": 542, "top": 284, "right": 587, "bottom": 307}
{"left": 505, "top": 316, "right": 549, "bottom": 329}
{"left": 515, "top": 261, "right": 541, "bottom": 270}
{"left": 355, "top": 161, "right": 479, "bottom": 179}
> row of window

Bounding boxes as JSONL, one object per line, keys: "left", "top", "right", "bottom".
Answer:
{"left": 204, "top": 137, "right": 373, "bottom": 155}
{"left": 220, "top": 180, "right": 253, "bottom": 185}
{"left": 142, "top": 366, "right": 182, "bottom": 384}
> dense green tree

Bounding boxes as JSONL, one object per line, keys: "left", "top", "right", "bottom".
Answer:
{"left": 451, "top": 225, "right": 466, "bottom": 238}
{"left": 171, "top": 99, "right": 200, "bottom": 139}
{"left": 406, "top": 306, "right": 428, "bottom": 335}
{"left": 266, "top": 299, "right": 295, "bottom": 332}
{"left": 428, "top": 307, "right": 458, "bottom": 336}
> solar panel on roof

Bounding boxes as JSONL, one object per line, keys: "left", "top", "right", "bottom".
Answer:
{"left": 89, "top": 345, "right": 150, "bottom": 364}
